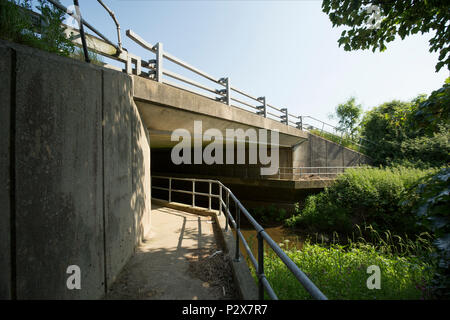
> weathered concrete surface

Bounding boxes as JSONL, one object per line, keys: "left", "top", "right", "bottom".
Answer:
{"left": 14, "top": 43, "right": 105, "bottom": 299}
{"left": 309, "top": 134, "right": 327, "bottom": 167}
{"left": 103, "top": 69, "right": 134, "bottom": 289}
{"left": 132, "top": 100, "right": 152, "bottom": 244}
{"left": 293, "top": 132, "right": 372, "bottom": 168}
{"left": 132, "top": 75, "right": 307, "bottom": 149}
{"left": 0, "top": 40, "right": 151, "bottom": 299}
{"left": 107, "top": 203, "right": 226, "bottom": 300}
{"left": 0, "top": 46, "right": 12, "bottom": 300}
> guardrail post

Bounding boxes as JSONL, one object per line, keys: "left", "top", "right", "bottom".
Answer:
{"left": 257, "top": 231, "right": 264, "bottom": 300}
{"left": 154, "top": 42, "right": 163, "bottom": 82}
{"left": 218, "top": 77, "right": 231, "bottom": 105}
{"left": 280, "top": 108, "right": 288, "bottom": 125}
{"left": 234, "top": 205, "right": 240, "bottom": 262}
{"left": 225, "top": 191, "right": 229, "bottom": 231}
{"left": 225, "top": 77, "right": 231, "bottom": 106}
{"left": 169, "top": 177, "right": 172, "bottom": 202}
{"left": 192, "top": 180, "right": 195, "bottom": 207}
{"left": 219, "top": 185, "right": 222, "bottom": 216}
{"left": 256, "top": 97, "right": 267, "bottom": 118}
{"left": 296, "top": 116, "right": 303, "bottom": 130}
{"left": 208, "top": 181, "right": 212, "bottom": 210}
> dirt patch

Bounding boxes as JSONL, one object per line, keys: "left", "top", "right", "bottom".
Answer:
{"left": 187, "top": 247, "right": 239, "bottom": 300}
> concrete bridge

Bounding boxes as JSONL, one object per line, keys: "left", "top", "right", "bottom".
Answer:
{"left": 0, "top": 30, "right": 370, "bottom": 299}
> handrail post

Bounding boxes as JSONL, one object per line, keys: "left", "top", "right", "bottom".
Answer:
{"left": 225, "top": 77, "right": 231, "bottom": 106}
{"left": 257, "top": 231, "right": 264, "bottom": 300}
{"left": 257, "top": 97, "right": 267, "bottom": 118}
{"left": 208, "top": 181, "right": 212, "bottom": 210}
{"left": 168, "top": 177, "right": 172, "bottom": 202}
{"left": 219, "top": 185, "right": 222, "bottom": 216}
{"left": 280, "top": 108, "right": 288, "bottom": 125}
{"left": 192, "top": 180, "right": 195, "bottom": 207}
{"left": 296, "top": 116, "right": 303, "bottom": 130}
{"left": 154, "top": 42, "right": 163, "bottom": 82}
{"left": 225, "top": 191, "right": 230, "bottom": 231}
{"left": 219, "top": 77, "right": 231, "bottom": 105}
{"left": 234, "top": 205, "right": 240, "bottom": 262}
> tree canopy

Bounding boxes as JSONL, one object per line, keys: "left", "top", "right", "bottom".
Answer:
{"left": 322, "top": 0, "right": 450, "bottom": 72}
{"left": 333, "top": 97, "right": 363, "bottom": 137}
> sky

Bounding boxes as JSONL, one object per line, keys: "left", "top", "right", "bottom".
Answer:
{"left": 57, "top": 0, "right": 449, "bottom": 127}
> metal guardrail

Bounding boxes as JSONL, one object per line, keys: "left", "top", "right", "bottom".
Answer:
{"left": 151, "top": 175, "right": 328, "bottom": 300}
{"left": 276, "top": 166, "right": 369, "bottom": 179}
{"left": 39, "top": 0, "right": 375, "bottom": 150}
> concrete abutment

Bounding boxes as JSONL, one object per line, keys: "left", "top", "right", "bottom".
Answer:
{"left": 0, "top": 40, "right": 151, "bottom": 299}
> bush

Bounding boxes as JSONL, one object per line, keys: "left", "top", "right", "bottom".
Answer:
{"left": 250, "top": 205, "right": 288, "bottom": 224}
{"left": 407, "top": 167, "right": 450, "bottom": 298}
{"left": 360, "top": 81, "right": 450, "bottom": 168}
{"left": 0, "top": 0, "right": 74, "bottom": 56}
{"left": 285, "top": 167, "right": 437, "bottom": 236}
{"left": 256, "top": 231, "right": 436, "bottom": 300}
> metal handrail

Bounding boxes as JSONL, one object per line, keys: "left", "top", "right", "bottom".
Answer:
{"left": 276, "top": 166, "right": 369, "bottom": 179}
{"left": 151, "top": 175, "right": 328, "bottom": 300}
{"left": 38, "top": 1, "right": 374, "bottom": 150}
{"left": 124, "top": 29, "right": 377, "bottom": 149}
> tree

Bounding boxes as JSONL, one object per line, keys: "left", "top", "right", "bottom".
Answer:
{"left": 322, "top": 0, "right": 450, "bottom": 72}
{"left": 359, "top": 93, "right": 450, "bottom": 167}
{"left": 333, "top": 97, "right": 363, "bottom": 138}
{"left": 412, "top": 78, "right": 450, "bottom": 135}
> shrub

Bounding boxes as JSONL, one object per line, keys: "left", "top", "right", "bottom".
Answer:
{"left": 0, "top": 0, "right": 74, "bottom": 56}
{"left": 250, "top": 205, "right": 289, "bottom": 224}
{"left": 285, "top": 167, "right": 437, "bottom": 236}
{"left": 407, "top": 167, "right": 450, "bottom": 298}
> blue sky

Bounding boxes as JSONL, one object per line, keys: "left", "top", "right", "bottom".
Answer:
{"left": 58, "top": 0, "right": 449, "bottom": 127}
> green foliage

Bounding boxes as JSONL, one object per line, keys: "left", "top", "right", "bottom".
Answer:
{"left": 71, "top": 47, "right": 104, "bottom": 66}
{"left": 250, "top": 205, "right": 288, "bottom": 224}
{"left": 285, "top": 167, "right": 437, "bottom": 236}
{"left": 322, "top": 0, "right": 450, "bottom": 72}
{"left": 396, "top": 125, "right": 450, "bottom": 169}
{"left": 413, "top": 79, "right": 450, "bottom": 135}
{"left": 0, "top": 0, "right": 36, "bottom": 44}
{"left": 0, "top": 0, "right": 74, "bottom": 56}
{"left": 34, "top": 0, "right": 74, "bottom": 56}
{"left": 332, "top": 97, "right": 363, "bottom": 138}
{"left": 360, "top": 89, "right": 450, "bottom": 167}
{"left": 408, "top": 168, "right": 450, "bottom": 298}
{"left": 254, "top": 232, "right": 436, "bottom": 300}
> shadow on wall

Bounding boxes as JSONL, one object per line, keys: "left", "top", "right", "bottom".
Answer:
{"left": 0, "top": 39, "right": 151, "bottom": 300}
{"left": 103, "top": 68, "right": 152, "bottom": 290}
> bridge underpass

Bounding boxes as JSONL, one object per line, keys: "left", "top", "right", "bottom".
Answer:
{"left": 132, "top": 75, "right": 371, "bottom": 208}
{"left": 0, "top": 13, "right": 372, "bottom": 299}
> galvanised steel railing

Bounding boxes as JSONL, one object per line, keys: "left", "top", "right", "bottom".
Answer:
{"left": 38, "top": 0, "right": 375, "bottom": 150}
{"left": 151, "top": 175, "right": 328, "bottom": 300}
{"left": 276, "top": 166, "right": 370, "bottom": 179}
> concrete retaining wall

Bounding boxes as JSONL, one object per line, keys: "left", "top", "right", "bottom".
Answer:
{"left": 0, "top": 45, "right": 12, "bottom": 300}
{"left": 0, "top": 40, "right": 151, "bottom": 299}
{"left": 293, "top": 132, "right": 372, "bottom": 168}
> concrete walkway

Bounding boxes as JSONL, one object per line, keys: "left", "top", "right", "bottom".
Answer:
{"left": 107, "top": 203, "right": 227, "bottom": 300}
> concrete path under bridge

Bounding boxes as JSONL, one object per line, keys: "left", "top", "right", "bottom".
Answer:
{"left": 106, "top": 203, "right": 238, "bottom": 300}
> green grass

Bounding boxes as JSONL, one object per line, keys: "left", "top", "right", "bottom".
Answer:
{"left": 251, "top": 230, "right": 436, "bottom": 300}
